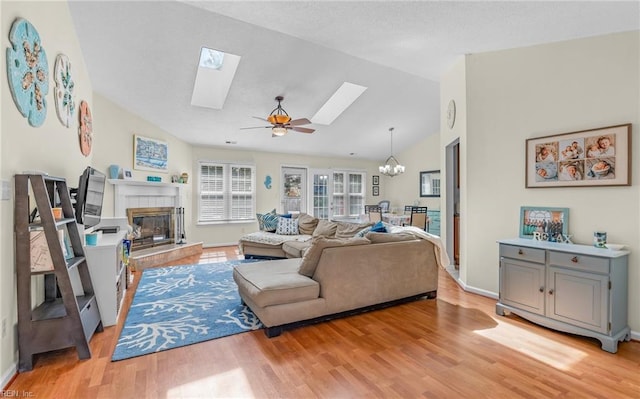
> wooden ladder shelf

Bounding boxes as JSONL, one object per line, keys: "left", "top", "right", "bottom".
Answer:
{"left": 14, "top": 174, "right": 103, "bottom": 372}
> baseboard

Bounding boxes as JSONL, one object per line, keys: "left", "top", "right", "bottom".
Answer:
{"left": 630, "top": 330, "right": 640, "bottom": 341}
{"left": 1, "top": 362, "right": 17, "bottom": 391}
{"left": 203, "top": 242, "right": 238, "bottom": 248}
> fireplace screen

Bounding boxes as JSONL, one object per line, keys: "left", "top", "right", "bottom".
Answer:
{"left": 126, "top": 207, "right": 175, "bottom": 250}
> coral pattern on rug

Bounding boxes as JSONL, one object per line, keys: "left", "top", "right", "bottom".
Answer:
{"left": 112, "top": 260, "right": 262, "bottom": 361}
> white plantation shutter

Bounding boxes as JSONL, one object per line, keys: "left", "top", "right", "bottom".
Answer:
{"left": 348, "top": 173, "right": 364, "bottom": 215}
{"left": 332, "top": 171, "right": 365, "bottom": 218}
{"left": 199, "top": 162, "right": 255, "bottom": 223}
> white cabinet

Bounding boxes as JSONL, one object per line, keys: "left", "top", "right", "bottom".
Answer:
{"left": 84, "top": 230, "right": 128, "bottom": 326}
{"left": 496, "top": 238, "right": 630, "bottom": 353}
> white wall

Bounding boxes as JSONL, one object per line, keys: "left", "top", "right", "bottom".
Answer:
{"left": 1, "top": 1, "right": 94, "bottom": 385}
{"left": 383, "top": 132, "right": 441, "bottom": 212}
{"left": 90, "top": 93, "right": 193, "bottom": 228}
{"left": 443, "top": 31, "right": 640, "bottom": 332}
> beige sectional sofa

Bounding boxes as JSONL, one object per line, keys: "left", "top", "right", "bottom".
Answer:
{"left": 238, "top": 214, "right": 372, "bottom": 259}
{"left": 233, "top": 229, "right": 446, "bottom": 337}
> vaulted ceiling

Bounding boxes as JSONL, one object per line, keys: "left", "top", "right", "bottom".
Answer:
{"left": 68, "top": 1, "right": 639, "bottom": 161}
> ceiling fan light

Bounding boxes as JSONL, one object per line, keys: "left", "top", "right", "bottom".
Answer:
{"left": 272, "top": 127, "right": 288, "bottom": 136}
{"left": 268, "top": 115, "right": 291, "bottom": 124}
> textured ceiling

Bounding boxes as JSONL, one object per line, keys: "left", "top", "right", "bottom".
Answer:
{"left": 68, "top": 1, "right": 639, "bottom": 161}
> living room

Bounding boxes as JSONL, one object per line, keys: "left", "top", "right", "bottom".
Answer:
{"left": 1, "top": 1, "right": 639, "bottom": 396}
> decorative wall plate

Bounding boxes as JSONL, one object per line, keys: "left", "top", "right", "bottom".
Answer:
{"left": 78, "top": 100, "right": 93, "bottom": 156}
{"left": 446, "top": 99, "right": 456, "bottom": 129}
{"left": 6, "top": 18, "right": 49, "bottom": 127}
{"left": 54, "top": 54, "right": 76, "bottom": 127}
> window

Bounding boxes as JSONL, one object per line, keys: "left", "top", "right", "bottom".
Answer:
{"left": 198, "top": 161, "right": 255, "bottom": 223}
{"left": 332, "top": 171, "right": 365, "bottom": 218}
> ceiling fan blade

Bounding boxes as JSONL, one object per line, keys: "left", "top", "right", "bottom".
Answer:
{"left": 288, "top": 118, "right": 311, "bottom": 126}
{"left": 240, "top": 126, "right": 271, "bottom": 130}
{"left": 291, "top": 126, "right": 315, "bottom": 134}
{"left": 252, "top": 116, "right": 271, "bottom": 123}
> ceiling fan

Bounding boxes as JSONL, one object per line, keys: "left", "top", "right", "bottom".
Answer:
{"left": 241, "top": 96, "right": 315, "bottom": 137}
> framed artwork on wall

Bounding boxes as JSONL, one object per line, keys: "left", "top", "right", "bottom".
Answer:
{"left": 526, "top": 124, "right": 631, "bottom": 188}
{"left": 420, "top": 170, "right": 441, "bottom": 197}
{"left": 372, "top": 175, "right": 379, "bottom": 186}
{"left": 372, "top": 186, "right": 379, "bottom": 196}
{"left": 134, "top": 135, "right": 168, "bottom": 172}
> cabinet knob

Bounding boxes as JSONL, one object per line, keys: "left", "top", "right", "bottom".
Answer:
{"left": 539, "top": 286, "right": 544, "bottom": 293}
{"left": 518, "top": 249, "right": 524, "bottom": 255}
{"left": 548, "top": 289, "right": 554, "bottom": 295}
{"left": 571, "top": 256, "right": 578, "bottom": 263}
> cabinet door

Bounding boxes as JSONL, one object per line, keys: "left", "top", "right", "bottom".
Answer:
{"left": 500, "top": 257, "right": 545, "bottom": 315}
{"left": 547, "top": 266, "right": 608, "bottom": 334}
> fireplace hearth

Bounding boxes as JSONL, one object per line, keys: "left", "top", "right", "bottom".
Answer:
{"left": 126, "top": 207, "right": 175, "bottom": 250}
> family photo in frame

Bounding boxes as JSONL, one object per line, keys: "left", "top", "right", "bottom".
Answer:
{"left": 526, "top": 124, "right": 631, "bottom": 188}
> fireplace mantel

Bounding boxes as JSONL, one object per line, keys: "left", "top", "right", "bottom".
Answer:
{"left": 108, "top": 179, "right": 183, "bottom": 218}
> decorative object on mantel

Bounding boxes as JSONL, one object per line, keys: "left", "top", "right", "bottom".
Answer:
{"left": 53, "top": 54, "right": 76, "bottom": 127}
{"left": 122, "top": 168, "right": 133, "bottom": 180}
{"left": 378, "top": 127, "right": 405, "bottom": 177}
{"left": 146, "top": 176, "right": 161, "bottom": 182}
{"left": 171, "top": 175, "right": 179, "bottom": 183}
{"left": 264, "top": 175, "right": 272, "bottom": 189}
{"left": 78, "top": 100, "right": 93, "bottom": 156}
{"left": 519, "top": 206, "right": 569, "bottom": 242}
{"left": 109, "top": 165, "right": 120, "bottom": 179}
{"left": 180, "top": 172, "right": 189, "bottom": 183}
{"left": 526, "top": 123, "right": 631, "bottom": 188}
{"left": 134, "top": 135, "right": 168, "bottom": 172}
{"left": 6, "top": 18, "right": 49, "bottom": 127}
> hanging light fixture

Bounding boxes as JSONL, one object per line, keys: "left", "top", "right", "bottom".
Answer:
{"left": 379, "top": 127, "right": 405, "bottom": 177}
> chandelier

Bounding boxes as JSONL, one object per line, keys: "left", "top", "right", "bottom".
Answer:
{"left": 378, "top": 127, "right": 405, "bottom": 177}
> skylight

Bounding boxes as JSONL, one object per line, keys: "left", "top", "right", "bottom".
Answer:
{"left": 311, "top": 82, "right": 367, "bottom": 125}
{"left": 191, "top": 47, "right": 241, "bottom": 110}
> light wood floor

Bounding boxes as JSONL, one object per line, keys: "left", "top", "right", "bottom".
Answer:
{"left": 7, "top": 247, "right": 640, "bottom": 398}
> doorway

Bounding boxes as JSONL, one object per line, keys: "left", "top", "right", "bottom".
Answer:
{"left": 445, "top": 139, "right": 460, "bottom": 268}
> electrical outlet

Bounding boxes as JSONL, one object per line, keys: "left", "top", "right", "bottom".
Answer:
{"left": 1, "top": 318, "right": 6, "bottom": 339}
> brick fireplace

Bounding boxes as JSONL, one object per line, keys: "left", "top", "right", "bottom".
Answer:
{"left": 109, "top": 179, "right": 202, "bottom": 269}
{"left": 126, "top": 206, "right": 175, "bottom": 250}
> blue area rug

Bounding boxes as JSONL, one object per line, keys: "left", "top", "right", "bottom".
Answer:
{"left": 112, "top": 259, "right": 263, "bottom": 361}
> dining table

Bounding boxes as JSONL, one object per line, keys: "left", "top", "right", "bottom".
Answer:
{"left": 382, "top": 213, "right": 411, "bottom": 226}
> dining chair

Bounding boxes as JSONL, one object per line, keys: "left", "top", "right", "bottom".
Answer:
{"left": 365, "top": 205, "right": 383, "bottom": 223}
{"left": 410, "top": 206, "right": 428, "bottom": 230}
{"left": 404, "top": 205, "right": 413, "bottom": 214}
{"left": 377, "top": 200, "right": 390, "bottom": 213}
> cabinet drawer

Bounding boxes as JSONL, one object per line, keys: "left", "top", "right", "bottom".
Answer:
{"left": 549, "top": 251, "right": 609, "bottom": 274}
{"left": 500, "top": 244, "right": 545, "bottom": 264}
{"left": 81, "top": 297, "right": 101, "bottom": 341}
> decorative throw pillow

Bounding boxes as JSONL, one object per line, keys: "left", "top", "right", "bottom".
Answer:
{"left": 370, "top": 221, "right": 387, "bottom": 233}
{"left": 298, "top": 236, "right": 370, "bottom": 277}
{"left": 256, "top": 209, "right": 276, "bottom": 231}
{"left": 262, "top": 213, "right": 280, "bottom": 232}
{"left": 312, "top": 219, "right": 338, "bottom": 238}
{"left": 297, "top": 213, "right": 319, "bottom": 235}
{"left": 276, "top": 217, "right": 299, "bottom": 235}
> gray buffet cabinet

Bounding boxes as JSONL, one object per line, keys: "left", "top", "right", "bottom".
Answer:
{"left": 496, "top": 238, "right": 630, "bottom": 353}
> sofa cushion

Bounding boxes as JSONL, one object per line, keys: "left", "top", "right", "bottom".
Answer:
{"left": 234, "top": 259, "right": 319, "bottom": 307}
{"left": 297, "top": 213, "right": 319, "bottom": 235}
{"left": 312, "top": 219, "right": 338, "bottom": 238}
{"left": 335, "top": 221, "right": 374, "bottom": 239}
{"left": 298, "top": 236, "right": 370, "bottom": 277}
{"left": 276, "top": 217, "right": 299, "bottom": 235}
{"left": 282, "top": 240, "right": 313, "bottom": 258}
{"left": 365, "top": 232, "right": 417, "bottom": 243}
